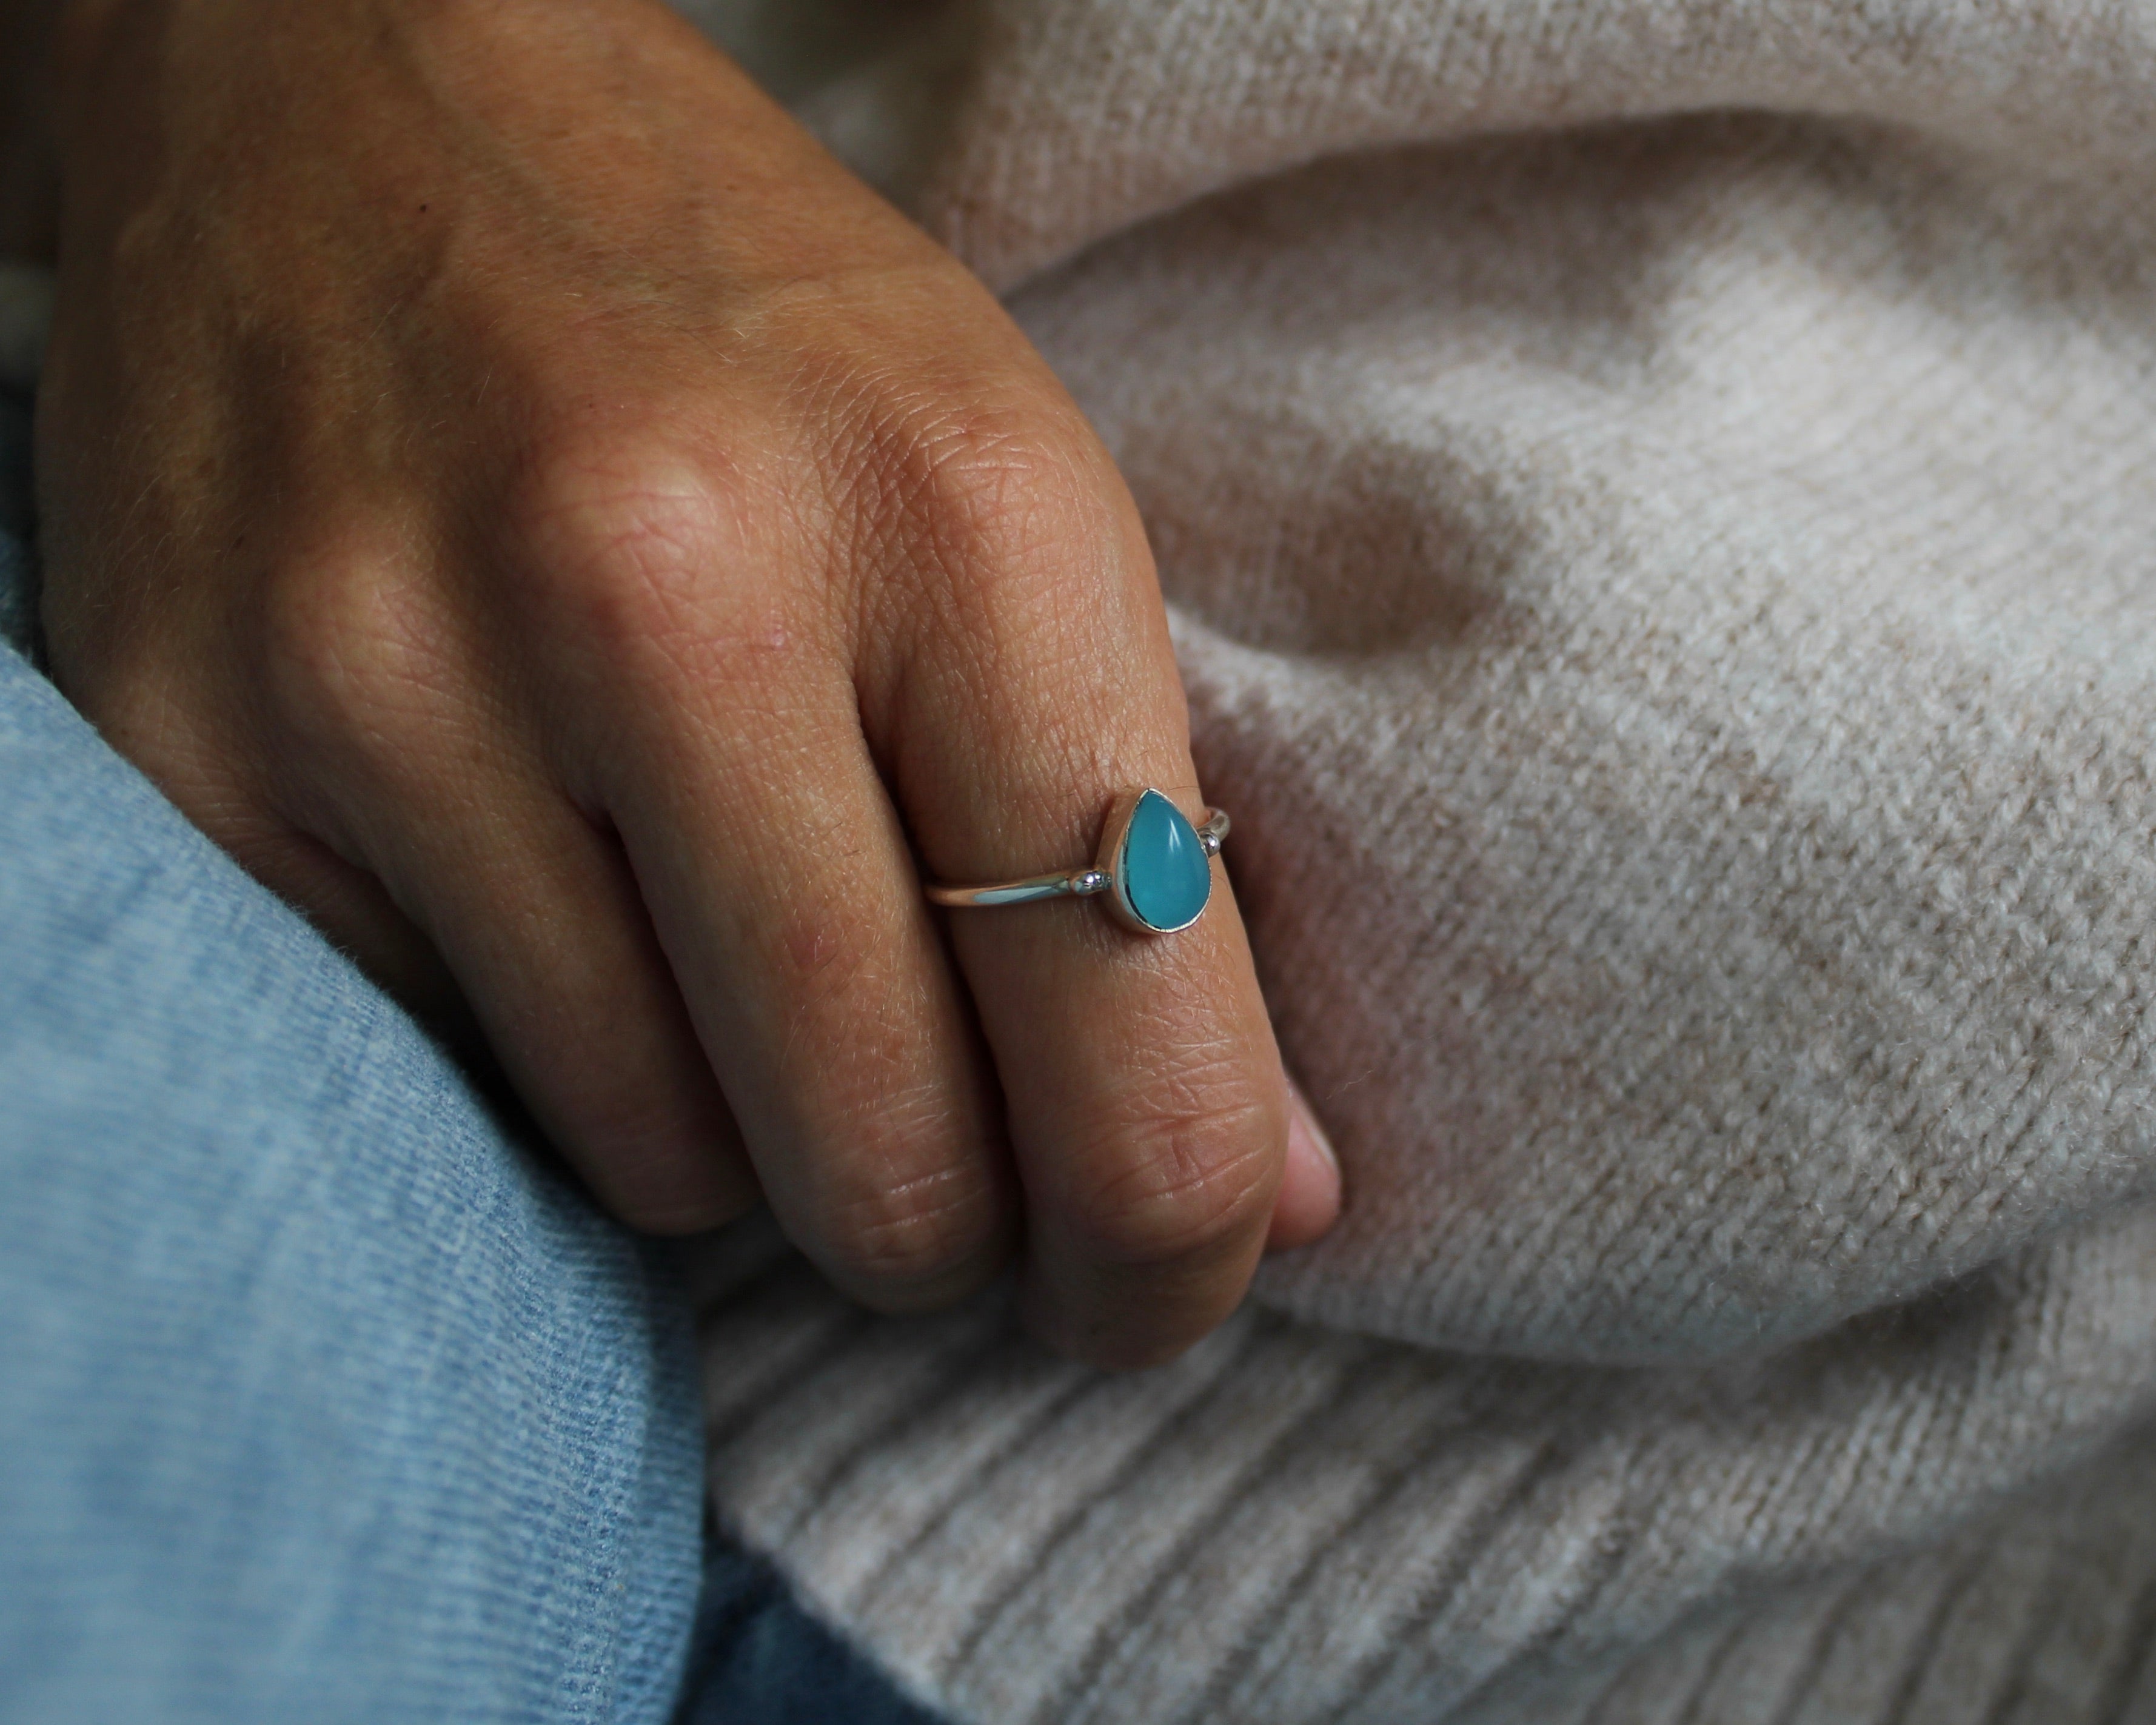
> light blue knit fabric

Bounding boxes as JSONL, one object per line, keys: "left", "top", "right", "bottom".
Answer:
{"left": 0, "top": 377, "right": 705, "bottom": 1723}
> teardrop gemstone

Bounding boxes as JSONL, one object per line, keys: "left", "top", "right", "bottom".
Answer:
{"left": 1119, "top": 790, "right": 1213, "bottom": 932}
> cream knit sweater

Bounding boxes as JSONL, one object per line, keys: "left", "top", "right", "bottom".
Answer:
{"left": 666, "top": 1, "right": 2156, "bottom": 1721}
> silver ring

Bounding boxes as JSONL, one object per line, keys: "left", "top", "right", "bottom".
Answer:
{"left": 926, "top": 788, "right": 1230, "bottom": 935}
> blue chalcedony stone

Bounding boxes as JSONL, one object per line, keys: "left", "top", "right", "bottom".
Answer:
{"left": 1119, "top": 790, "right": 1212, "bottom": 932}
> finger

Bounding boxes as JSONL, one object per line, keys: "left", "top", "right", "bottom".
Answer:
{"left": 92, "top": 646, "right": 757, "bottom": 1232}
{"left": 954, "top": 819, "right": 1285, "bottom": 1367}
{"left": 364, "top": 777, "right": 762, "bottom": 1233}
{"left": 226, "top": 822, "right": 477, "bottom": 1039}
{"left": 866, "top": 387, "right": 1306, "bottom": 1367}
{"left": 266, "top": 686, "right": 759, "bottom": 1231}
{"left": 534, "top": 464, "right": 1018, "bottom": 1311}
{"left": 607, "top": 696, "right": 1019, "bottom": 1310}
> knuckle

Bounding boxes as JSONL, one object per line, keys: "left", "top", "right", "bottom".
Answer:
{"left": 814, "top": 1124, "right": 1006, "bottom": 1304}
{"left": 846, "top": 392, "right": 1106, "bottom": 609}
{"left": 504, "top": 421, "right": 798, "bottom": 680}
{"left": 605, "top": 1166, "right": 757, "bottom": 1239}
{"left": 1063, "top": 1078, "right": 1284, "bottom": 1270}
{"left": 829, "top": 1185, "right": 989, "bottom": 1296}
{"left": 578, "top": 1093, "right": 715, "bottom": 1190}
{"left": 598, "top": 1128, "right": 757, "bottom": 1236}
{"left": 256, "top": 541, "right": 457, "bottom": 765}
{"left": 905, "top": 407, "right": 1076, "bottom": 542}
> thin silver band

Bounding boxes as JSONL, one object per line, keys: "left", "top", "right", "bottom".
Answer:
{"left": 926, "top": 808, "right": 1230, "bottom": 909}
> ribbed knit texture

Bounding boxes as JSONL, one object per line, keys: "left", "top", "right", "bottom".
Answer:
{"left": 714, "top": 4, "right": 2156, "bottom": 1718}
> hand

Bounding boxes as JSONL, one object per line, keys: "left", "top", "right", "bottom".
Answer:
{"left": 33, "top": 0, "right": 1338, "bottom": 1365}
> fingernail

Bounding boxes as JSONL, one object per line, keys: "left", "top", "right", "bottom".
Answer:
{"left": 1286, "top": 1079, "right": 1338, "bottom": 1177}
{"left": 1269, "top": 1076, "right": 1343, "bottom": 1253}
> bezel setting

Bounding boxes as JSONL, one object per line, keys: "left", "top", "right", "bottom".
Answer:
{"left": 1096, "top": 787, "right": 1214, "bottom": 935}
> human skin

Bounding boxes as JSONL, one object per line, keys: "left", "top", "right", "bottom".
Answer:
{"left": 6, "top": 0, "right": 1339, "bottom": 1367}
